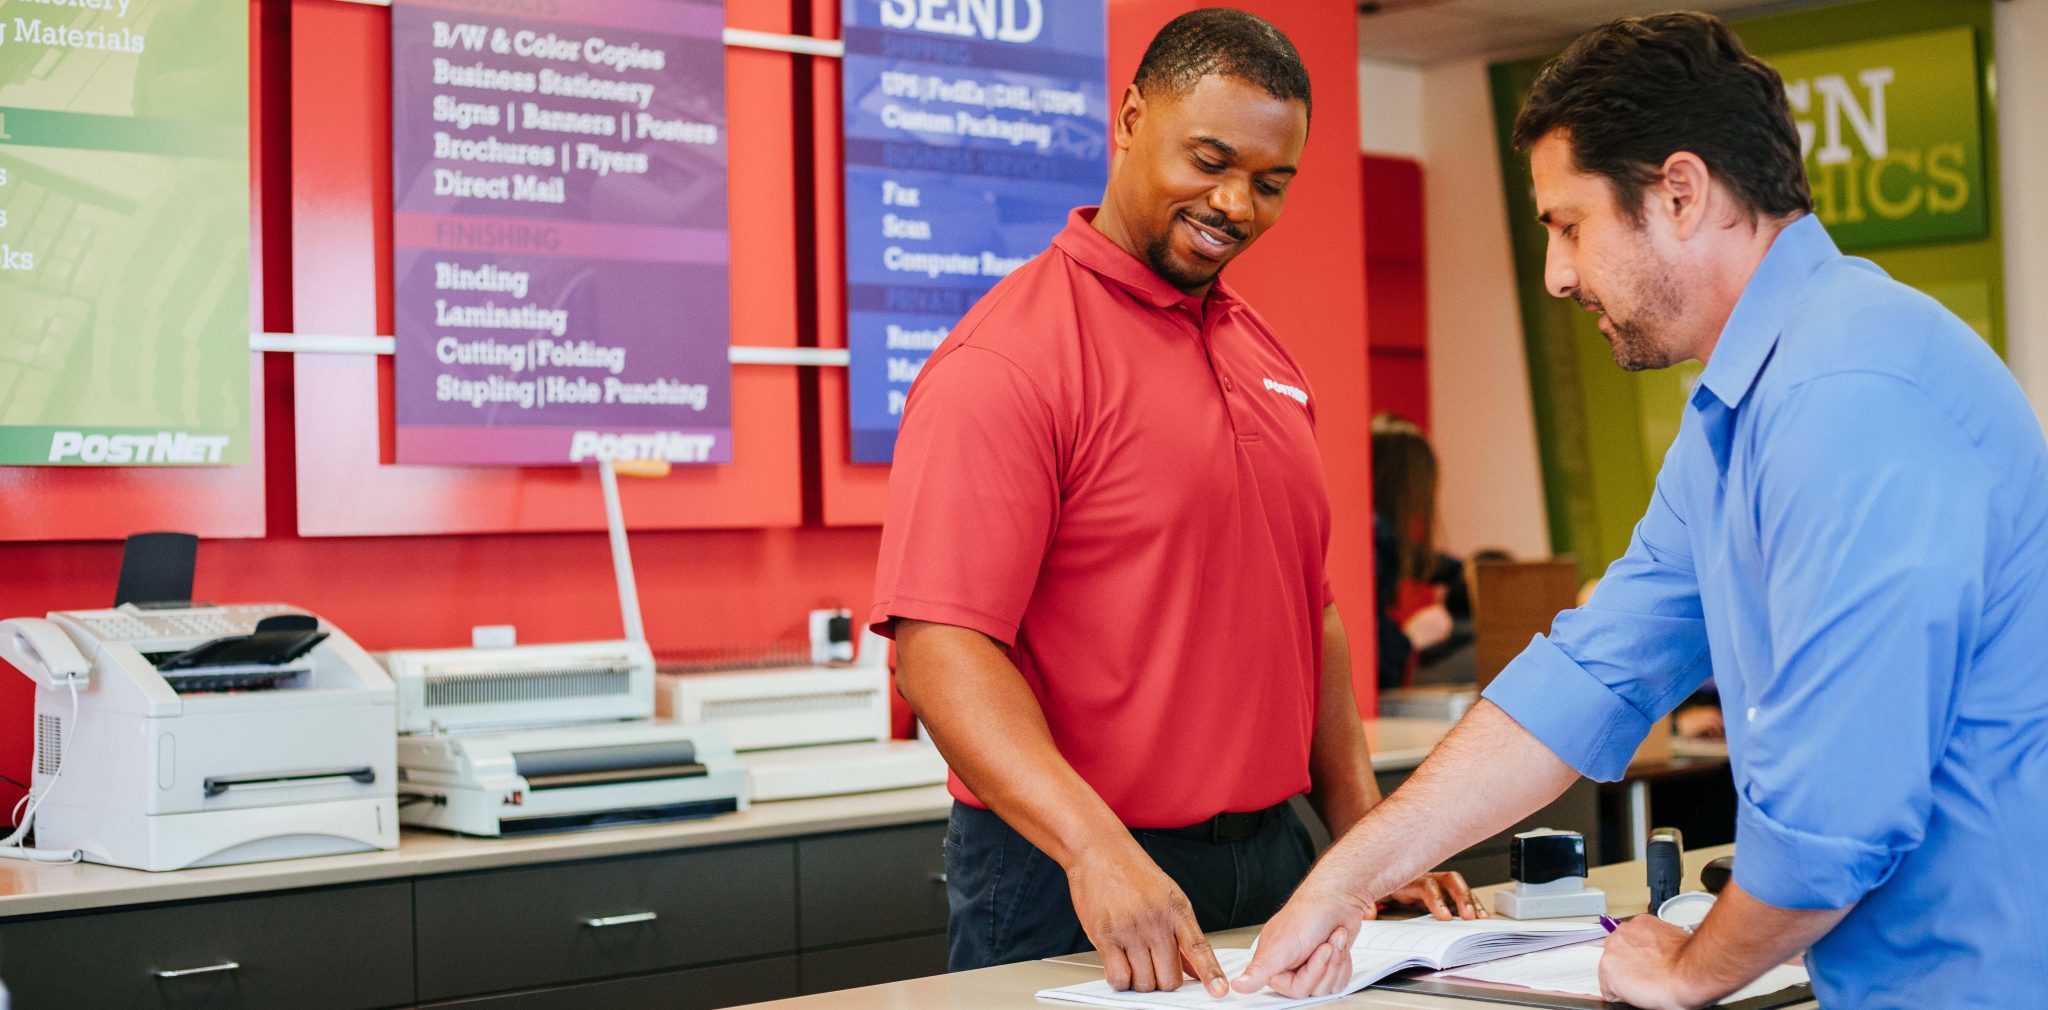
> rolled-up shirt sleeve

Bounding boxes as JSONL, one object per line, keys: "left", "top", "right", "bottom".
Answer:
{"left": 1483, "top": 439, "right": 1714, "bottom": 782}
{"left": 1737, "top": 372, "right": 1982, "bottom": 910}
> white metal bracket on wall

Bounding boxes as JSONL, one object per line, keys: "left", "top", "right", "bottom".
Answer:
{"left": 250, "top": 334, "right": 850, "bottom": 367}
{"left": 321, "top": 0, "right": 846, "bottom": 57}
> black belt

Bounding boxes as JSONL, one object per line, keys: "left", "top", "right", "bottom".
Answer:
{"left": 1137, "top": 802, "right": 1287, "bottom": 845}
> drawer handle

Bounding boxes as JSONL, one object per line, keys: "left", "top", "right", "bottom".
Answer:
{"left": 585, "top": 911, "right": 659, "bottom": 928}
{"left": 155, "top": 961, "right": 241, "bottom": 979}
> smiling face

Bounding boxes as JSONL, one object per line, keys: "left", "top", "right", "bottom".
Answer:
{"left": 1096, "top": 74, "right": 1308, "bottom": 296}
{"left": 1531, "top": 129, "right": 1690, "bottom": 371}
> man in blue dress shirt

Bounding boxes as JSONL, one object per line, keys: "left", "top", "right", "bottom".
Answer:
{"left": 1238, "top": 12, "right": 2048, "bottom": 1009}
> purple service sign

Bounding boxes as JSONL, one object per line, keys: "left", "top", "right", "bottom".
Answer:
{"left": 391, "top": 0, "right": 732, "bottom": 465}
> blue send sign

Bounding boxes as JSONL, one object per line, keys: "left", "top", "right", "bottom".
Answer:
{"left": 841, "top": 0, "right": 1108, "bottom": 463}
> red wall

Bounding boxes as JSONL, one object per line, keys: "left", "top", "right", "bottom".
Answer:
{"left": 1363, "top": 154, "right": 1429, "bottom": 429}
{"left": 0, "top": 0, "right": 1376, "bottom": 810}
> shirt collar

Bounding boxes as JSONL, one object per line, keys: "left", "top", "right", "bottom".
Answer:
{"left": 1052, "top": 207, "right": 1237, "bottom": 313}
{"left": 1694, "top": 214, "right": 1839, "bottom": 410}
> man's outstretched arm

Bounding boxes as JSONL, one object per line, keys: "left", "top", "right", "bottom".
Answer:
{"left": 1235, "top": 700, "right": 1578, "bottom": 997}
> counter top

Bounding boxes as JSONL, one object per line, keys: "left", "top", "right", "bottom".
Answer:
{"left": 1362, "top": 717, "right": 1455, "bottom": 773}
{"left": 737, "top": 845, "right": 1813, "bottom": 1010}
{"left": 0, "top": 718, "right": 1455, "bottom": 920}
{"left": 0, "top": 785, "right": 956, "bottom": 919}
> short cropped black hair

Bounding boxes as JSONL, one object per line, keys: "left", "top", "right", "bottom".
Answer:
{"left": 1512, "top": 12, "right": 1811, "bottom": 223}
{"left": 1134, "top": 8, "right": 1311, "bottom": 120}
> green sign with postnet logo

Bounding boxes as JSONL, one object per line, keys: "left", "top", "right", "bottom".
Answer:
{"left": 0, "top": 0, "right": 250, "bottom": 466}
{"left": 1772, "top": 26, "right": 1986, "bottom": 250}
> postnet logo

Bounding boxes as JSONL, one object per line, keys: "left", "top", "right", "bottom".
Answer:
{"left": 1262, "top": 378, "right": 1308, "bottom": 407}
{"left": 48, "top": 431, "right": 231, "bottom": 464}
{"left": 568, "top": 430, "right": 717, "bottom": 463}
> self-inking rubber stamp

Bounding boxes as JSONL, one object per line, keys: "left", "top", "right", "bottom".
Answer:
{"left": 1493, "top": 828, "right": 1608, "bottom": 919}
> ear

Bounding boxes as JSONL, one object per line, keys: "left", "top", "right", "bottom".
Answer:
{"left": 1657, "top": 151, "right": 1712, "bottom": 240}
{"left": 1112, "top": 84, "right": 1145, "bottom": 153}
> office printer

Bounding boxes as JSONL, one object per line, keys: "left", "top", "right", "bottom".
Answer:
{"left": 384, "top": 640, "right": 747, "bottom": 836}
{"left": 0, "top": 603, "right": 399, "bottom": 872}
{"left": 657, "top": 664, "right": 947, "bottom": 802}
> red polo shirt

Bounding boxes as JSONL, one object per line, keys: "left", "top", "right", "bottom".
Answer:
{"left": 870, "top": 208, "right": 1336, "bottom": 828}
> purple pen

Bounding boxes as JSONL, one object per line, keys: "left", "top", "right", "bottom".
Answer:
{"left": 1599, "top": 915, "right": 1621, "bottom": 933}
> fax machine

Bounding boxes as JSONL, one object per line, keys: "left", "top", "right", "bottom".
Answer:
{"left": 384, "top": 640, "right": 747, "bottom": 836}
{"left": 0, "top": 604, "right": 399, "bottom": 872}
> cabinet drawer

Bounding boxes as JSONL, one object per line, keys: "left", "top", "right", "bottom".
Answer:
{"left": 799, "top": 933, "right": 948, "bottom": 994}
{"left": 796, "top": 822, "right": 948, "bottom": 948}
{"left": 0, "top": 882, "right": 412, "bottom": 1010}
{"left": 422, "top": 957, "right": 799, "bottom": 1010}
{"left": 415, "top": 841, "right": 797, "bottom": 1001}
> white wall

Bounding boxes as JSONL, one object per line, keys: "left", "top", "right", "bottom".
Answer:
{"left": 1996, "top": 0, "right": 2048, "bottom": 432}
{"left": 1358, "top": 58, "right": 1425, "bottom": 158}
{"left": 1418, "top": 59, "right": 1553, "bottom": 560}
{"left": 1356, "top": 50, "right": 1552, "bottom": 560}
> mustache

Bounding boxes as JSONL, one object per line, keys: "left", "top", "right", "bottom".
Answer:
{"left": 1181, "top": 210, "right": 1247, "bottom": 242}
{"left": 1574, "top": 292, "right": 1604, "bottom": 314}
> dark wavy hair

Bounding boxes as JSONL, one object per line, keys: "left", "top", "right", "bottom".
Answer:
{"left": 1511, "top": 11, "right": 1811, "bottom": 224}
{"left": 1134, "top": 8, "right": 1311, "bottom": 120}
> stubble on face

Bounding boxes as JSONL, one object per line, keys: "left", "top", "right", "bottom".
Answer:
{"left": 1578, "top": 230, "right": 1687, "bottom": 372}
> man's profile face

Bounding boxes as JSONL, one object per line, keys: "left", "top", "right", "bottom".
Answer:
{"left": 1531, "top": 129, "right": 1688, "bottom": 371}
{"left": 1109, "top": 74, "right": 1307, "bottom": 293}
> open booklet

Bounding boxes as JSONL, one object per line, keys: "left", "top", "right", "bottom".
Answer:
{"left": 1036, "top": 918, "right": 1606, "bottom": 1010}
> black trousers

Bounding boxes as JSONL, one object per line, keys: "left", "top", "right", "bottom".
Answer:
{"left": 942, "top": 800, "right": 1317, "bottom": 972}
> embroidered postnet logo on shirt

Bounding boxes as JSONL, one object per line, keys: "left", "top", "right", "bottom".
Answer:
{"left": 1263, "top": 378, "right": 1309, "bottom": 407}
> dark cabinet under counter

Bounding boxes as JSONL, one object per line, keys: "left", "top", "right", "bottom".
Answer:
{"left": 0, "top": 881, "right": 413, "bottom": 1010}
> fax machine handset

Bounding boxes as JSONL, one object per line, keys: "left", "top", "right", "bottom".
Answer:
{"left": 0, "top": 618, "right": 87, "bottom": 863}
{"left": 0, "top": 618, "right": 90, "bottom": 690}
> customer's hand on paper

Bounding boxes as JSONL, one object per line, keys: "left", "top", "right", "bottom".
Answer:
{"left": 1233, "top": 869, "right": 1483, "bottom": 998}
{"left": 1231, "top": 880, "right": 1369, "bottom": 998}
{"left": 1599, "top": 915, "right": 1701, "bottom": 1010}
{"left": 1069, "top": 843, "right": 1230, "bottom": 997}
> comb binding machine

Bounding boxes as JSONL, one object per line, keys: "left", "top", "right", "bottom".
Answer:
{"left": 384, "top": 640, "right": 746, "bottom": 837}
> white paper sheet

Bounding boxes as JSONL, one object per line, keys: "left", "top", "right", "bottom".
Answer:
{"left": 1444, "top": 943, "right": 1608, "bottom": 996}
{"left": 1034, "top": 948, "right": 1418, "bottom": 1010}
{"left": 1722, "top": 965, "right": 1812, "bottom": 1004}
{"left": 1035, "top": 919, "right": 1609, "bottom": 1010}
{"left": 1443, "top": 942, "right": 1809, "bottom": 1006}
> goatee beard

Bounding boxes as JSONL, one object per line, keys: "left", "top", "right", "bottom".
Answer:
{"left": 1144, "top": 232, "right": 1222, "bottom": 294}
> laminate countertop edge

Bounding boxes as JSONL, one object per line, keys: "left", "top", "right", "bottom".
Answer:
{"left": 0, "top": 786, "right": 958, "bottom": 919}
{"left": 0, "top": 717, "right": 1453, "bottom": 920}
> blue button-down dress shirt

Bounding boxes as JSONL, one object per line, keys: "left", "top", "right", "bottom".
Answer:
{"left": 1485, "top": 215, "right": 2048, "bottom": 1008}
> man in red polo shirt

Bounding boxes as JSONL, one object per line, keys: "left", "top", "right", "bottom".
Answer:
{"left": 870, "top": 9, "right": 1476, "bottom": 997}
